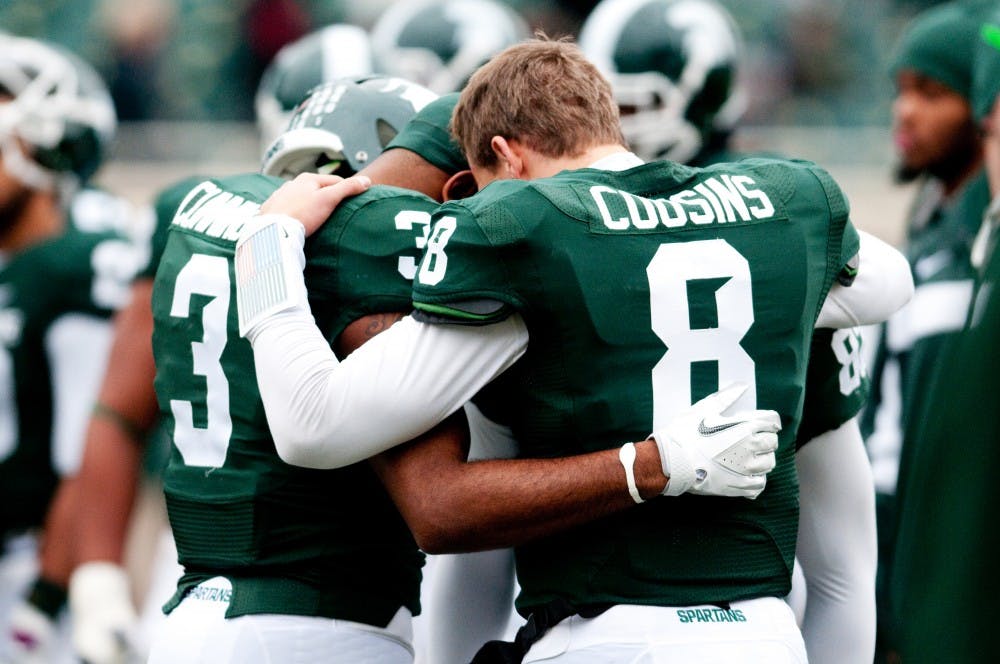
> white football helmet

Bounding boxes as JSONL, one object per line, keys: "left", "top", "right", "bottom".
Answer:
{"left": 371, "top": 0, "right": 529, "bottom": 93}
{"left": 0, "top": 34, "right": 116, "bottom": 192}
{"left": 580, "top": 0, "right": 745, "bottom": 163}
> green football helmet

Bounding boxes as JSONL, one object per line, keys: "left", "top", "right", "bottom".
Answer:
{"left": 371, "top": 0, "right": 529, "bottom": 93}
{"left": 579, "top": 0, "right": 745, "bottom": 163}
{"left": 260, "top": 75, "right": 437, "bottom": 179}
{"left": 254, "top": 23, "right": 375, "bottom": 151}
{"left": 0, "top": 34, "right": 116, "bottom": 191}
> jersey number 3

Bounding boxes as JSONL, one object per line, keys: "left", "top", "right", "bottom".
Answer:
{"left": 168, "top": 254, "right": 232, "bottom": 467}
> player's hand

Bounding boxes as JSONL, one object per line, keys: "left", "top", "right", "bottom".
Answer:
{"left": 259, "top": 173, "right": 371, "bottom": 236}
{"left": 651, "top": 383, "right": 781, "bottom": 499}
{"left": 3, "top": 599, "right": 56, "bottom": 664}
{"left": 69, "top": 562, "right": 142, "bottom": 664}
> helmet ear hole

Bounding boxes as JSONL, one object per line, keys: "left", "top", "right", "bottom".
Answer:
{"left": 376, "top": 119, "right": 398, "bottom": 149}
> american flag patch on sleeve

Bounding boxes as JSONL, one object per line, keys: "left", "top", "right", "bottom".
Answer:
{"left": 235, "top": 221, "right": 291, "bottom": 337}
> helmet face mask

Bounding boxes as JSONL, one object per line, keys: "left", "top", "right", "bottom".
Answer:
{"left": 580, "top": 0, "right": 744, "bottom": 163}
{"left": 260, "top": 75, "right": 437, "bottom": 179}
{"left": 371, "top": 0, "right": 529, "bottom": 94}
{"left": 613, "top": 70, "right": 703, "bottom": 164}
{"left": 0, "top": 35, "right": 115, "bottom": 192}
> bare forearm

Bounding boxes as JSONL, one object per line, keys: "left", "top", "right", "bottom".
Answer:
{"left": 38, "top": 478, "right": 80, "bottom": 586}
{"left": 429, "top": 441, "right": 663, "bottom": 552}
{"left": 374, "top": 427, "right": 666, "bottom": 553}
{"left": 96, "top": 280, "right": 159, "bottom": 429}
{"left": 74, "top": 420, "right": 143, "bottom": 564}
{"left": 76, "top": 280, "right": 155, "bottom": 564}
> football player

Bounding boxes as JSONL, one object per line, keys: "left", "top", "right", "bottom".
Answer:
{"left": 859, "top": 3, "right": 993, "bottom": 659}
{"left": 580, "top": 0, "right": 746, "bottom": 166}
{"left": 59, "top": 22, "right": 377, "bottom": 664}
{"left": 0, "top": 34, "right": 139, "bottom": 664}
{"left": 580, "top": 2, "right": 879, "bottom": 662}
{"left": 238, "top": 38, "right": 913, "bottom": 662}
{"left": 890, "top": 9, "right": 1000, "bottom": 663}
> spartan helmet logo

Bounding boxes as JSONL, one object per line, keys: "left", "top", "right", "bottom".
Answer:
{"left": 580, "top": 0, "right": 745, "bottom": 163}
{"left": 0, "top": 35, "right": 116, "bottom": 191}
{"left": 371, "top": 0, "right": 530, "bottom": 94}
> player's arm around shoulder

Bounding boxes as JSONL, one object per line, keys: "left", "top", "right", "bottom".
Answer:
{"left": 371, "top": 384, "right": 782, "bottom": 554}
{"left": 258, "top": 173, "right": 372, "bottom": 236}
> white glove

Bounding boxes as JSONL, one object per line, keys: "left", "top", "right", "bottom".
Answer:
{"left": 652, "top": 383, "right": 781, "bottom": 499}
{"left": 3, "top": 599, "right": 56, "bottom": 664}
{"left": 69, "top": 562, "right": 141, "bottom": 664}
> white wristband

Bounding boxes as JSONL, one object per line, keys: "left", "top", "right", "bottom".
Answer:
{"left": 618, "top": 442, "right": 644, "bottom": 504}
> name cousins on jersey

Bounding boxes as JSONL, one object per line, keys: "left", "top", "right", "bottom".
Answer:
{"left": 170, "top": 180, "right": 263, "bottom": 241}
{"left": 591, "top": 174, "right": 776, "bottom": 231}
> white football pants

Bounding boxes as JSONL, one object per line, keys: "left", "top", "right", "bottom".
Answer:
{"left": 523, "top": 597, "right": 808, "bottom": 663}
{"left": 147, "top": 576, "right": 414, "bottom": 664}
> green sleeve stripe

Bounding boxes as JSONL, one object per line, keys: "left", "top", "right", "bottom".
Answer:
{"left": 413, "top": 301, "right": 505, "bottom": 323}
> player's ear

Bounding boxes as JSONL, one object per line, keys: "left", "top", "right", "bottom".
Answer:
{"left": 490, "top": 136, "right": 522, "bottom": 178}
{"left": 442, "top": 170, "right": 478, "bottom": 201}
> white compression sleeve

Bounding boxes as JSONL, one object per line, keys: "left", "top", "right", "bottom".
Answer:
{"left": 250, "top": 311, "right": 528, "bottom": 469}
{"left": 817, "top": 230, "right": 914, "bottom": 328}
{"left": 795, "top": 418, "right": 877, "bottom": 664}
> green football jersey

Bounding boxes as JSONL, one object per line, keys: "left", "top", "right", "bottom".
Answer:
{"left": 862, "top": 172, "right": 990, "bottom": 473}
{"left": 797, "top": 327, "right": 870, "bottom": 447}
{"left": 152, "top": 174, "right": 437, "bottom": 625}
{"left": 893, "top": 225, "right": 1000, "bottom": 664}
{"left": 0, "top": 216, "right": 130, "bottom": 539}
{"left": 412, "top": 157, "right": 859, "bottom": 612}
{"left": 859, "top": 171, "right": 989, "bottom": 657}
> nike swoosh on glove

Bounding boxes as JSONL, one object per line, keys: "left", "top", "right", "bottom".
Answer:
{"left": 651, "top": 382, "right": 781, "bottom": 499}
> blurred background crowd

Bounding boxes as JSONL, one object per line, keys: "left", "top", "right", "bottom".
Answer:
{"left": 0, "top": 0, "right": 947, "bottom": 124}
{"left": 0, "top": 0, "right": 957, "bottom": 241}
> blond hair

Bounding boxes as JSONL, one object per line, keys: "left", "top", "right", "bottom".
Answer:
{"left": 451, "top": 37, "right": 625, "bottom": 169}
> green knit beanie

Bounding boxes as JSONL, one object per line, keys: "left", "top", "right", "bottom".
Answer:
{"left": 974, "top": 11, "right": 1000, "bottom": 120}
{"left": 890, "top": 3, "right": 983, "bottom": 101}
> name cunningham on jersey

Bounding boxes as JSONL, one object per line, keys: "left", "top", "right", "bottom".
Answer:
{"left": 590, "top": 173, "right": 777, "bottom": 231}
{"left": 170, "top": 180, "right": 263, "bottom": 241}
